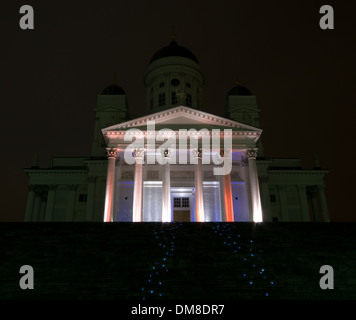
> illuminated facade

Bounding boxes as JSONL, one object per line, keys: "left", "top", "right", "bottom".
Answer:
{"left": 101, "top": 106, "right": 262, "bottom": 222}
{"left": 24, "top": 38, "right": 329, "bottom": 222}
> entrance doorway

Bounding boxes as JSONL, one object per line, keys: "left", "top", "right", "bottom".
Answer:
{"left": 173, "top": 210, "right": 190, "bottom": 222}
{"left": 172, "top": 194, "right": 192, "bottom": 222}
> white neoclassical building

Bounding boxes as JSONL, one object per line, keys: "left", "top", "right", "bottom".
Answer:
{"left": 24, "top": 36, "right": 329, "bottom": 222}
{"left": 101, "top": 106, "right": 263, "bottom": 223}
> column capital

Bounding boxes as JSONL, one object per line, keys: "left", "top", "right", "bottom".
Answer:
{"left": 161, "top": 148, "right": 171, "bottom": 159}
{"left": 246, "top": 148, "right": 258, "bottom": 160}
{"left": 106, "top": 147, "right": 119, "bottom": 159}
{"left": 133, "top": 148, "right": 145, "bottom": 159}
{"left": 193, "top": 148, "right": 202, "bottom": 159}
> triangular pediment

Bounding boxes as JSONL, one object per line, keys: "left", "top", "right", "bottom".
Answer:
{"left": 102, "top": 106, "right": 261, "bottom": 133}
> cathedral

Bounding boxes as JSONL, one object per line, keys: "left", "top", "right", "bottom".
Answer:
{"left": 24, "top": 36, "right": 329, "bottom": 223}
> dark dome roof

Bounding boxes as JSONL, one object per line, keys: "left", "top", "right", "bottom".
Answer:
{"left": 101, "top": 84, "right": 126, "bottom": 95}
{"left": 150, "top": 40, "right": 199, "bottom": 64}
{"left": 227, "top": 85, "right": 252, "bottom": 96}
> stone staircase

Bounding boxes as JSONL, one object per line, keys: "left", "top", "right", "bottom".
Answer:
{"left": 0, "top": 222, "right": 355, "bottom": 300}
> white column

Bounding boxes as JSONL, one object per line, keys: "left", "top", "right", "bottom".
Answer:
{"left": 66, "top": 185, "right": 76, "bottom": 221}
{"left": 32, "top": 191, "right": 41, "bottom": 221}
{"left": 297, "top": 185, "right": 310, "bottom": 222}
{"left": 278, "top": 185, "right": 288, "bottom": 221}
{"left": 219, "top": 175, "right": 226, "bottom": 222}
{"left": 39, "top": 193, "right": 47, "bottom": 221}
{"left": 194, "top": 148, "right": 205, "bottom": 222}
{"left": 308, "top": 187, "right": 319, "bottom": 221}
{"left": 132, "top": 148, "right": 144, "bottom": 222}
{"left": 241, "top": 156, "right": 253, "bottom": 221}
{"left": 103, "top": 147, "right": 119, "bottom": 222}
{"left": 44, "top": 185, "right": 56, "bottom": 222}
{"left": 311, "top": 197, "right": 319, "bottom": 221}
{"left": 220, "top": 150, "right": 234, "bottom": 222}
{"left": 85, "top": 176, "right": 96, "bottom": 221}
{"left": 24, "top": 186, "right": 35, "bottom": 221}
{"left": 161, "top": 149, "right": 171, "bottom": 222}
{"left": 246, "top": 148, "right": 263, "bottom": 222}
{"left": 223, "top": 173, "right": 234, "bottom": 222}
{"left": 318, "top": 185, "right": 329, "bottom": 222}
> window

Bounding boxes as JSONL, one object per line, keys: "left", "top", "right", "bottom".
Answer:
{"left": 78, "top": 194, "right": 87, "bottom": 203}
{"left": 150, "top": 98, "right": 153, "bottom": 110}
{"left": 174, "top": 198, "right": 181, "bottom": 208}
{"left": 272, "top": 217, "right": 278, "bottom": 222}
{"left": 181, "top": 197, "right": 189, "bottom": 208}
{"left": 159, "top": 81, "right": 165, "bottom": 88}
{"left": 158, "top": 93, "right": 165, "bottom": 106}
{"left": 270, "top": 194, "right": 277, "bottom": 203}
{"left": 172, "top": 92, "right": 177, "bottom": 104}
{"left": 174, "top": 197, "right": 190, "bottom": 208}
{"left": 171, "top": 78, "right": 180, "bottom": 86}
{"left": 186, "top": 93, "right": 192, "bottom": 107}
{"left": 186, "top": 82, "right": 191, "bottom": 88}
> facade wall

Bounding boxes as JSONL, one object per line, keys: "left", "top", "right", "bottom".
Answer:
{"left": 110, "top": 158, "right": 251, "bottom": 222}
{"left": 25, "top": 163, "right": 328, "bottom": 223}
{"left": 231, "top": 182, "right": 249, "bottom": 221}
{"left": 114, "top": 181, "right": 134, "bottom": 221}
{"left": 92, "top": 178, "right": 106, "bottom": 221}
{"left": 142, "top": 182, "right": 162, "bottom": 222}
{"left": 203, "top": 182, "right": 221, "bottom": 222}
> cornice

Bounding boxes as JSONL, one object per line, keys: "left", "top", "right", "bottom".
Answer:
{"left": 102, "top": 106, "right": 262, "bottom": 133}
{"left": 103, "top": 130, "right": 261, "bottom": 137}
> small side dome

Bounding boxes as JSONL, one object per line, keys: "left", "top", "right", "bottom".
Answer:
{"left": 101, "top": 84, "right": 126, "bottom": 95}
{"left": 227, "top": 83, "right": 252, "bottom": 96}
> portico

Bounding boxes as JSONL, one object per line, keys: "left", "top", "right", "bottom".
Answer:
{"left": 102, "top": 106, "right": 263, "bottom": 222}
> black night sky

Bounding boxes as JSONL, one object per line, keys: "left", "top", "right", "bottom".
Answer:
{"left": 1, "top": 0, "right": 355, "bottom": 221}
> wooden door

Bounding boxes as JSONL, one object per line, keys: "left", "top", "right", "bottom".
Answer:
{"left": 173, "top": 210, "right": 190, "bottom": 222}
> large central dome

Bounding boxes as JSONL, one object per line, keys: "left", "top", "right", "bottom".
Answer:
{"left": 150, "top": 40, "right": 199, "bottom": 64}
{"left": 144, "top": 37, "right": 204, "bottom": 113}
